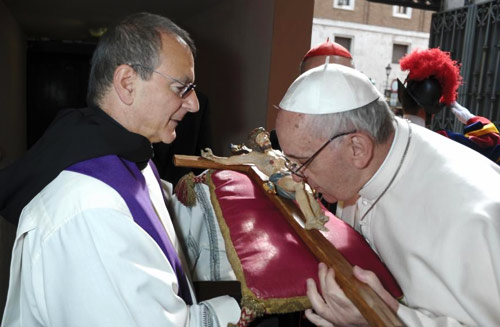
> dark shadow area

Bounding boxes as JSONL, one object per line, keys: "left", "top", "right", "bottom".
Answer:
{"left": 152, "top": 90, "right": 212, "bottom": 186}
{"left": 27, "top": 40, "right": 95, "bottom": 148}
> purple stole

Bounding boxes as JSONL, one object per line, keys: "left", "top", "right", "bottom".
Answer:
{"left": 67, "top": 155, "right": 193, "bottom": 304}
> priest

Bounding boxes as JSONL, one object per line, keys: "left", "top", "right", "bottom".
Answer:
{"left": 1, "top": 12, "right": 240, "bottom": 327}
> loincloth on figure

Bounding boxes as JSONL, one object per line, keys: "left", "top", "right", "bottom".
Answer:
{"left": 269, "top": 172, "right": 295, "bottom": 200}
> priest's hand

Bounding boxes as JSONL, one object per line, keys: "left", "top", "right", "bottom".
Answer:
{"left": 305, "top": 263, "right": 399, "bottom": 327}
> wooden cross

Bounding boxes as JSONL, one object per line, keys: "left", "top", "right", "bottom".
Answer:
{"left": 174, "top": 154, "right": 403, "bottom": 327}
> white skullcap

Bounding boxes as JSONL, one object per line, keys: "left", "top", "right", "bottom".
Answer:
{"left": 279, "top": 63, "right": 381, "bottom": 114}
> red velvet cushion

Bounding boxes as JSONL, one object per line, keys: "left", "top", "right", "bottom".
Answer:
{"left": 211, "top": 170, "right": 402, "bottom": 301}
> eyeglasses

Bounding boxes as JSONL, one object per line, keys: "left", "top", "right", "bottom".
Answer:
{"left": 285, "top": 130, "right": 356, "bottom": 178}
{"left": 127, "top": 63, "right": 196, "bottom": 99}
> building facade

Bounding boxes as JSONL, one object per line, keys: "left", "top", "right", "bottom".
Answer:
{"left": 312, "top": 0, "right": 434, "bottom": 96}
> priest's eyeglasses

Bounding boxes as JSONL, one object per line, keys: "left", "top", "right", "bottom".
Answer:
{"left": 285, "top": 130, "right": 356, "bottom": 179}
{"left": 127, "top": 63, "right": 196, "bottom": 99}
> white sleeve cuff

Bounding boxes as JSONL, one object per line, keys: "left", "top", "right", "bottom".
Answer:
{"left": 204, "top": 295, "right": 240, "bottom": 326}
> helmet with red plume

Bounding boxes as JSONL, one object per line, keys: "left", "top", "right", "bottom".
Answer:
{"left": 398, "top": 48, "right": 462, "bottom": 115}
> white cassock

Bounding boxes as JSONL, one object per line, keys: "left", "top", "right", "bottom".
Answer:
{"left": 2, "top": 163, "right": 240, "bottom": 327}
{"left": 337, "top": 117, "right": 500, "bottom": 327}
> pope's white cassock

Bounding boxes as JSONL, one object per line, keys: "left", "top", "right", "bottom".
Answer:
{"left": 337, "top": 117, "right": 500, "bottom": 327}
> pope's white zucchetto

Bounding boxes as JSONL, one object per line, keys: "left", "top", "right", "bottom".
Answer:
{"left": 279, "top": 63, "right": 381, "bottom": 114}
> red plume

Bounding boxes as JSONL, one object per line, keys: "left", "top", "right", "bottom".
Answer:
{"left": 399, "top": 48, "right": 462, "bottom": 105}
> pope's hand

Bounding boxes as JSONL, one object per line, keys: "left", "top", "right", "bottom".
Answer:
{"left": 450, "top": 101, "right": 474, "bottom": 124}
{"left": 305, "top": 263, "right": 398, "bottom": 327}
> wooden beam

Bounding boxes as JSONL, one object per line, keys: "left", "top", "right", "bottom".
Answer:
{"left": 366, "top": 0, "right": 441, "bottom": 11}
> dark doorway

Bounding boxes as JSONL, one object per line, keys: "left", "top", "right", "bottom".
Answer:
{"left": 26, "top": 40, "right": 96, "bottom": 148}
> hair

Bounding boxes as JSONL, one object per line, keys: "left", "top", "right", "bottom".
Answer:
{"left": 301, "top": 98, "right": 395, "bottom": 144}
{"left": 400, "top": 89, "right": 421, "bottom": 115}
{"left": 87, "top": 12, "right": 196, "bottom": 107}
{"left": 247, "top": 127, "right": 270, "bottom": 152}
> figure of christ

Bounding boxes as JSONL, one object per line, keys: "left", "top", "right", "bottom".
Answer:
{"left": 201, "top": 127, "right": 329, "bottom": 231}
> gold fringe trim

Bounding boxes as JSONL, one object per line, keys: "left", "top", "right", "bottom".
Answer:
{"left": 206, "top": 170, "right": 312, "bottom": 315}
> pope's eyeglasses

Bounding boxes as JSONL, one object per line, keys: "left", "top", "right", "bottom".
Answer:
{"left": 285, "top": 131, "right": 356, "bottom": 178}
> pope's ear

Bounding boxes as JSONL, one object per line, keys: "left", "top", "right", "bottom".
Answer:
{"left": 348, "top": 133, "right": 374, "bottom": 169}
{"left": 113, "top": 64, "right": 136, "bottom": 105}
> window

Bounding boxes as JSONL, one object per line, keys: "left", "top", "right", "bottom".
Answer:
{"left": 334, "top": 36, "right": 352, "bottom": 52}
{"left": 334, "top": 0, "right": 355, "bottom": 11}
{"left": 393, "top": 6, "right": 412, "bottom": 19}
{"left": 392, "top": 44, "right": 408, "bottom": 63}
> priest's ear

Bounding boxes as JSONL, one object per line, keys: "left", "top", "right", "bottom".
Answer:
{"left": 347, "top": 133, "right": 374, "bottom": 169}
{"left": 113, "top": 64, "right": 136, "bottom": 105}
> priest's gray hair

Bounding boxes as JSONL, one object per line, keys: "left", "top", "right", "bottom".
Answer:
{"left": 302, "top": 97, "right": 395, "bottom": 144}
{"left": 87, "top": 12, "right": 195, "bottom": 107}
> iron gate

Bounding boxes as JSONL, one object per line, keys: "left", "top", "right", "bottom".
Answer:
{"left": 429, "top": 0, "right": 500, "bottom": 131}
